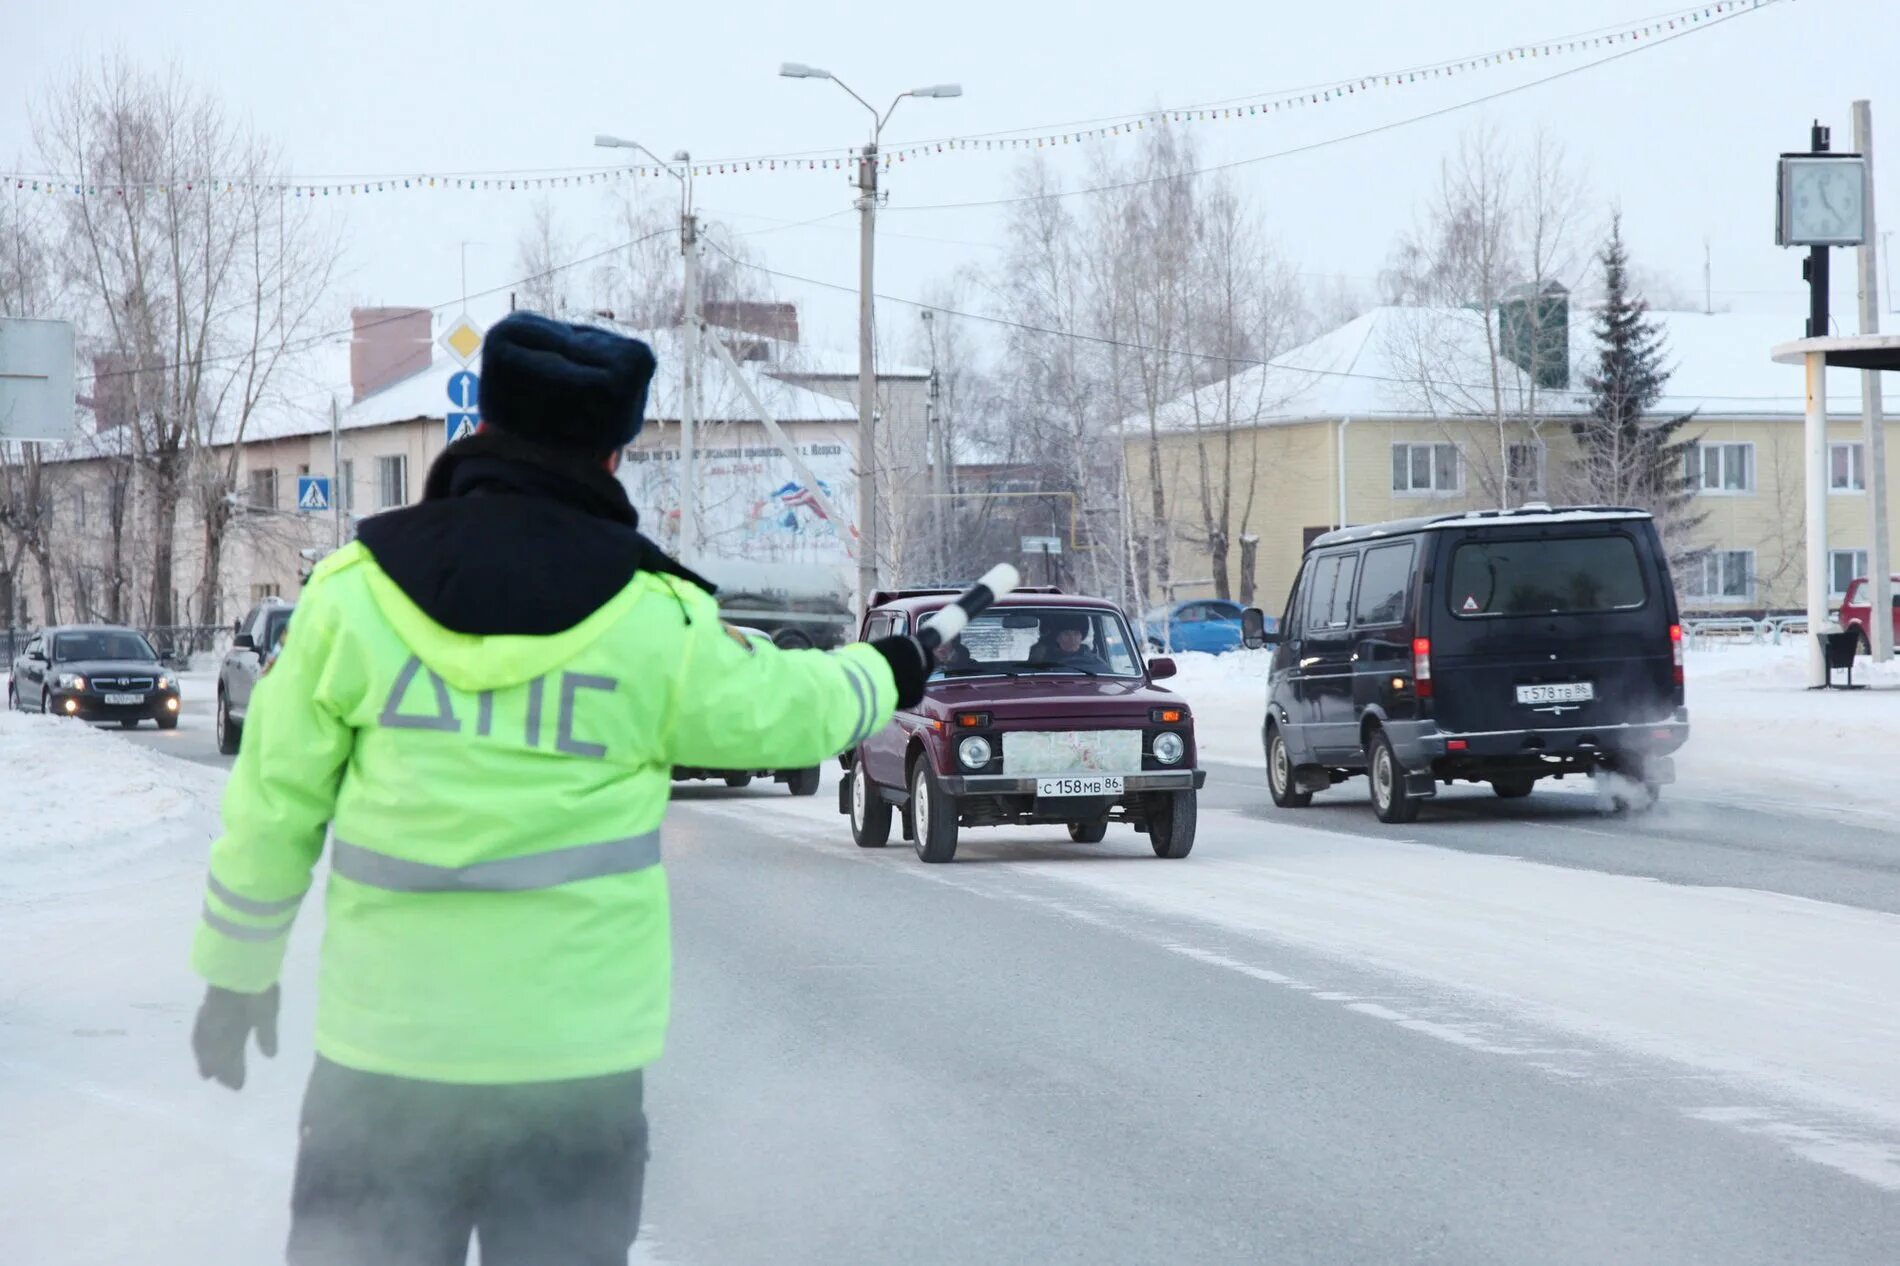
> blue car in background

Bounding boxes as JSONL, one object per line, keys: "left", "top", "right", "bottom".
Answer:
{"left": 1141, "top": 599, "right": 1275, "bottom": 654}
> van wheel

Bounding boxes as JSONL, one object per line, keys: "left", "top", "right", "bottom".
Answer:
{"left": 849, "top": 759, "right": 892, "bottom": 848}
{"left": 1148, "top": 791, "right": 1197, "bottom": 858}
{"left": 910, "top": 761, "right": 959, "bottom": 863}
{"left": 786, "top": 765, "right": 822, "bottom": 797}
{"left": 1491, "top": 776, "right": 1536, "bottom": 799}
{"left": 1266, "top": 724, "right": 1312, "bottom": 808}
{"left": 1067, "top": 819, "right": 1108, "bottom": 844}
{"left": 1368, "top": 730, "right": 1420, "bottom": 824}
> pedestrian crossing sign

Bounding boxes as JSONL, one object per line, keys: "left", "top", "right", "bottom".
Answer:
{"left": 446, "top": 411, "right": 479, "bottom": 443}
{"left": 296, "top": 476, "right": 331, "bottom": 512}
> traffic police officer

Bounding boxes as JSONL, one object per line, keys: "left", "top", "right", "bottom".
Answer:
{"left": 188, "top": 312, "right": 928, "bottom": 1264}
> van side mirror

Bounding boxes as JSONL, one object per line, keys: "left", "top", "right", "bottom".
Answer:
{"left": 1147, "top": 655, "right": 1177, "bottom": 681}
{"left": 233, "top": 633, "right": 256, "bottom": 652}
{"left": 1240, "top": 607, "right": 1280, "bottom": 649}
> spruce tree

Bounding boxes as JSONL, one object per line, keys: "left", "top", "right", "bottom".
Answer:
{"left": 1574, "top": 214, "right": 1700, "bottom": 538}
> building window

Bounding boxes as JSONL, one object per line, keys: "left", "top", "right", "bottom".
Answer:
{"left": 1683, "top": 550, "right": 1755, "bottom": 602}
{"left": 1830, "top": 549, "right": 1869, "bottom": 599}
{"left": 1506, "top": 442, "right": 1545, "bottom": 499}
{"left": 338, "top": 459, "right": 355, "bottom": 513}
{"left": 250, "top": 582, "right": 280, "bottom": 604}
{"left": 378, "top": 455, "right": 408, "bottom": 509}
{"left": 1688, "top": 442, "right": 1754, "bottom": 494}
{"left": 249, "top": 467, "right": 279, "bottom": 510}
{"left": 1830, "top": 442, "right": 1865, "bottom": 492}
{"left": 1392, "top": 442, "right": 1462, "bottom": 494}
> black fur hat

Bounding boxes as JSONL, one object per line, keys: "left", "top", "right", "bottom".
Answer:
{"left": 478, "top": 312, "right": 656, "bottom": 455}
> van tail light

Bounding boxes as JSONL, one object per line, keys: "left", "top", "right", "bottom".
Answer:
{"left": 1412, "top": 637, "right": 1433, "bottom": 699}
{"left": 1669, "top": 624, "right": 1684, "bottom": 685}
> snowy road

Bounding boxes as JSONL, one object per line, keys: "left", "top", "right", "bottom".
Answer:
{"left": 11, "top": 712, "right": 1900, "bottom": 1262}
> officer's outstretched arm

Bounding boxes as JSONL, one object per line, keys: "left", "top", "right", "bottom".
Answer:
{"left": 662, "top": 585, "right": 925, "bottom": 772}
{"left": 190, "top": 578, "right": 356, "bottom": 994}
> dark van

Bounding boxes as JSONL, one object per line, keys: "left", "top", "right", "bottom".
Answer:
{"left": 1241, "top": 505, "right": 1689, "bottom": 823}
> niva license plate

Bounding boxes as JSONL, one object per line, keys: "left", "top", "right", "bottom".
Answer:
{"left": 1037, "top": 775, "right": 1124, "bottom": 797}
{"left": 1515, "top": 682, "right": 1594, "bottom": 705}
{"left": 104, "top": 693, "right": 144, "bottom": 705}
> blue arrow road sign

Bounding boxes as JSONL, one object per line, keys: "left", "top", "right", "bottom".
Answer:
{"left": 447, "top": 370, "right": 479, "bottom": 411}
{"left": 446, "top": 412, "right": 479, "bottom": 443}
{"left": 296, "top": 476, "right": 331, "bottom": 512}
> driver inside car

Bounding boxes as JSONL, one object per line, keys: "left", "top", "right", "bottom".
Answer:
{"left": 1032, "top": 613, "right": 1110, "bottom": 673}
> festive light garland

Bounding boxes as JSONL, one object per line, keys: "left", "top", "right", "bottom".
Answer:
{"left": 4, "top": 2, "right": 1772, "bottom": 198}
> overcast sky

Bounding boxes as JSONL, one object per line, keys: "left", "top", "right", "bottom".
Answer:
{"left": 6, "top": 0, "right": 1896, "bottom": 368}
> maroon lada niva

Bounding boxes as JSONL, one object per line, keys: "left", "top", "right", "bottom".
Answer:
{"left": 838, "top": 588, "right": 1204, "bottom": 863}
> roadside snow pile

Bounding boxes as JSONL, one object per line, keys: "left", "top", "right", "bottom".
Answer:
{"left": 0, "top": 712, "right": 223, "bottom": 877}
{"left": 1164, "top": 650, "right": 1271, "bottom": 765}
{"left": 1163, "top": 641, "right": 1900, "bottom": 812}
{"left": 1674, "top": 642, "right": 1900, "bottom": 807}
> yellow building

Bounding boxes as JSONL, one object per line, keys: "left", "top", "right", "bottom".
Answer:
{"left": 1127, "top": 305, "right": 1894, "bottom": 617}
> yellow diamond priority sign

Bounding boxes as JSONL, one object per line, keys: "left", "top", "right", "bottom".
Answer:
{"left": 439, "top": 315, "right": 484, "bottom": 365}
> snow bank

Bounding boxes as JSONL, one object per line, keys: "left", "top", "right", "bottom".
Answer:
{"left": 0, "top": 712, "right": 224, "bottom": 879}
{"left": 1165, "top": 643, "right": 1900, "bottom": 812}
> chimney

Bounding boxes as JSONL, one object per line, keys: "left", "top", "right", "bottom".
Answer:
{"left": 86, "top": 352, "right": 137, "bottom": 430}
{"left": 350, "top": 307, "right": 432, "bottom": 403}
{"left": 701, "top": 301, "right": 800, "bottom": 346}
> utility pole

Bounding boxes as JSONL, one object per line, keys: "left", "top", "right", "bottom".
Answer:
{"left": 1853, "top": 100, "right": 1892, "bottom": 658}
{"left": 922, "top": 309, "right": 949, "bottom": 581}
{"left": 779, "top": 65, "right": 962, "bottom": 609}
{"left": 1806, "top": 122, "right": 1833, "bottom": 338}
{"left": 329, "top": 396, "right": 343, "bottom": 550}
{"left": 678, "top": 164, "right": 700, "bottom": 565}
{"left": 856, "top": 144, "right": 880, "bottom": 604}
{"left": 593, "top": 135, "right": 698, "bottom": 561}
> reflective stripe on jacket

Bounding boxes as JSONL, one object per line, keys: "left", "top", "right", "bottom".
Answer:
{"left": 191, "top": 540, "right": 895, "bottom": 1084}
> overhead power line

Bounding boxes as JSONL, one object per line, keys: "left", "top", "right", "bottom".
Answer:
{"left": 885, "top": 0, "right": 1784, "bottom": 215}
{"left": 702, "top": 234, "right": 1826, "bottom": 405}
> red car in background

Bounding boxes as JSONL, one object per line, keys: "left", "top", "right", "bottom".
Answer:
{"left": 1840, "top": 575, "right": 1900, "bottom": 653}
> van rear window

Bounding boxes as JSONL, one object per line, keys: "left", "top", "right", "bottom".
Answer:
{"left": 1448, "top": 536, "right": 1647, "bottom": 618}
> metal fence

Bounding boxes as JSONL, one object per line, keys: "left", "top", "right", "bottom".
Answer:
{"left": 3, "top": 624, "right": 229, "bottom": 666}
{"left": 1681, "top": 615, "right": 1811, "bottom": 649}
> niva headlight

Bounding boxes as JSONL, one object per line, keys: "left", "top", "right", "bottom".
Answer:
{"left": 1152, "top": 731, "right": 1186, "bottom": 765}
{"left": 957, "top": 735, "right": 992, "bottom": 770}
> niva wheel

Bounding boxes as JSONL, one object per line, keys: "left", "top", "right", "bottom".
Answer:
{"left": 849, "top": 759, "right": 892, "bottom": 848}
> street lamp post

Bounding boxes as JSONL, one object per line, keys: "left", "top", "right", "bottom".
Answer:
{"left": 594, "top": 135, "right": 699, "bottom": 563}
{"left": 780, "top": 63, "right": 961, "bottom": 609}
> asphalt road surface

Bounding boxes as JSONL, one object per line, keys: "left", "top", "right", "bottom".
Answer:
{"left": 98, "top": 701, "right": 1900, "bottom": 1262}
{"left": 641, "top": 781, "right": 1898, "bottom": 1265}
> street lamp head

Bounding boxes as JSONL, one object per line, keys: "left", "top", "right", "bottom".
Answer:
{"left": 671, "top": 150, "right": 690, "bottom": 163}
{"left": 911, "top": 84, "right": 964, "bottom": 99}
{"left": 780, "top": 62, "right": 833, "bottom": 80}
{"left": 593, "top": 134, "right": 633, "bottom": 149}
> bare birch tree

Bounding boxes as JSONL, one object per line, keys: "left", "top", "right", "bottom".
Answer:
{"left": 36, "top": 58, "right": 339, "bottom": 629}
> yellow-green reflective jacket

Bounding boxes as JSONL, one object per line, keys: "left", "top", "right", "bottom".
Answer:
{"left": 191, "top": 541, "right": 895, "bottom": 1084}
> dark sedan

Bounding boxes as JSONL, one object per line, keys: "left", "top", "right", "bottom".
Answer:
{"left": 7, "top": 625, "right": 182, "bottom": 729}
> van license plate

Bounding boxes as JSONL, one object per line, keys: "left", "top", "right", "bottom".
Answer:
{"left": 1515, "top": 682, "right": 1593, "bottom": 705}
{"left": 104, "top": 693, "right": 143, "bottom": 706}
{"left": 1037, "top": 775, "right": 1124, "bottom": 797}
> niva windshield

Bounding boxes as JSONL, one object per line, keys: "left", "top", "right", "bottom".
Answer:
{"left": 930, "top": 607, "right": 1142, "bottom": 678}
{"left": 1448, "top": 535, "right": 1647, "bottom": 618}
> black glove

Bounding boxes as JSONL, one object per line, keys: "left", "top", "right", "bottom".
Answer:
{"left": 870, "top": 635, "right": 930, "bottom": 708}
{"left": 192, "top": 984, "right": 279, "bottom": 1091}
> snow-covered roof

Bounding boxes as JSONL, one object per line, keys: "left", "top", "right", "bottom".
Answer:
{"left": 46, "top": 317, "right": 858, "bottom": 464}
{"left": 1132, "top": 306, "right": 1879, "bottom": 434}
